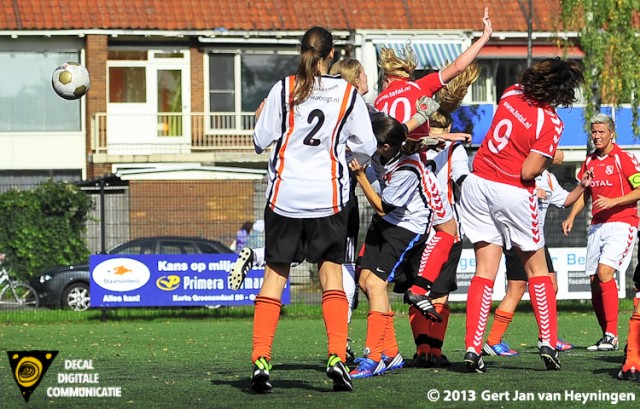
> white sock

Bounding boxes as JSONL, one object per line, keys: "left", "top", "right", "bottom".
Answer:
{"left": 342, "top": 263, "right": 357, "bottom": 323}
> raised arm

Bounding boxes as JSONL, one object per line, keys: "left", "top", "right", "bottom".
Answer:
{"left": 440, "top": 7, "right": 492, "bottom": 84}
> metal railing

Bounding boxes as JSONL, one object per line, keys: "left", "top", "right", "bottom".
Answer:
{"left": 92, "top": 112, "right": 258, "bottom": 155}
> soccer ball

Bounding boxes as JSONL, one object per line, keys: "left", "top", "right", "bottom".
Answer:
{"left": 51, "top": 62, "right": 91, "bottom": 100}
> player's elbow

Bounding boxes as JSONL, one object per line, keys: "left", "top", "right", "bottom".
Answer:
{"left": 520, "top": 170, "right": 537, "bottom": 181}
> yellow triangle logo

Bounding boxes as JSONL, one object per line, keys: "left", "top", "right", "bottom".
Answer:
{"left": 7, "top": 350, "right": 58, "bottom": 403}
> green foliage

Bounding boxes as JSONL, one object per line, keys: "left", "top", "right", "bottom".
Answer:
{"left": 561, "top": 0, "right": 640, "bottom": 135}
{"left": 0, "top": 180, "right": 93, "bottom": 279}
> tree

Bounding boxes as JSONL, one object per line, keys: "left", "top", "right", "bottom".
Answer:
{"left": 0, "top": 180, "right": 93, "bottom": 279}
{"left": 561, "top": 0, "right": 640, "bottom": 135}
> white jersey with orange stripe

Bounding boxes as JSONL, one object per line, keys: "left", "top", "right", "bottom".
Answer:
{"left": 375, "top": 152, "right": 453, "bottom": 234}
{"left": 535, "top": 170, "right": 569, "bottom": 229}
{"left": 254, "top": 75, "right": 377, "bottom": 218}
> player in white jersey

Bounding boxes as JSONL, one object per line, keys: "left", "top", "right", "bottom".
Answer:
{"left": 347, "top": 114, "right": 455, "bottom": 378}
{"left": 483, "top": 151, "right": 593, "bottom": 357}
{"left": 249, "top": 26, "right": 376, "bottom": 394}
{"left": 458, "top": 58, "right": 584, "bottom": 373}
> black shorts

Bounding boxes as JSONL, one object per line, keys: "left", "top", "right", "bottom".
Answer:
{"left": 263, "top": 205, "right": 348, "bottom": 264}
{"left": 344, "top": 196, "right": 360, "bottom": 264}
{"left": 429, "top": 240, "right": 463, "bottom": 297}
{"left": 360, "top": 215, "right": 427, "bottom": 286}
{"left": 504, "top": 245, "right": 555, "bottom": 281}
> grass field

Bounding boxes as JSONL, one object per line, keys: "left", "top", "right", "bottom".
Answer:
{"left": 1, "top": 301, "right": 639, "bottom": 408}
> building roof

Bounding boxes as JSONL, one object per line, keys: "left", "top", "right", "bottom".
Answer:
{"left": 2, "top": 0, "right": 567, "bottom": 32}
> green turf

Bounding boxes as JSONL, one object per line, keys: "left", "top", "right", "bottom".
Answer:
{"left": 1, "top": 303, "right": 639, "bottom": 408}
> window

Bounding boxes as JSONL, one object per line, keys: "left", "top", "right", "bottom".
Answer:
{"left": 209, "top": 54, "right": 234, "bottom": 112}
{"left": 240, "top": 54, "right": 298, "bottom": 111}
{"left": 109, "top": 67, "right": 146, "bottom": 103}
{"left": 0, "top": 51, "right": 82, "bottom": 132}
{"left": 159, "top": 240, "right": 198, "bottom": 254}
{"left": 207, "top": 50, "right": 298, "bottom": 130}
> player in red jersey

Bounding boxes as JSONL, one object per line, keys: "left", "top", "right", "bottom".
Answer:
{"left": 374, "top": 7, "right": 492, "bottom": 140}
{"left": 458, "top": 58, "right": 584, "bottom": 373}
{"left": 562, "top": 114, "right": 640, "bottom": 360}
{"left": 374, "top": 7, "right": 492, "bottom": 319}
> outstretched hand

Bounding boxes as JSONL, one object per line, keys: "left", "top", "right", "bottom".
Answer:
{"left": 482, "top": 7, "right": 493, "bottom": 38}
{"left": 440, "top": 132, "right": 471, "bottom": 143}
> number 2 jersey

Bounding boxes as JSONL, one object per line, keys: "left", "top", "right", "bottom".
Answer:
{"left": 472, "top": 84, "right": 563, "bottom": 190}
{"left": 253, "top": 75, "right": 377, "bottom": 218}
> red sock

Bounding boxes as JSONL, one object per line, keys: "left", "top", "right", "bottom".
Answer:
{"left": 486, "top": 308, "right": 514, "bottom": 346}
{"left": 465, "top": 276, "right": 494, "bottom": 353}
{"left": 410, "top": 231, "right": 455, "bottom": 295}
{"left": 382, "top": 311, "right": 399, "bottom": 358}
{"left": 322, "top": 290, "right": 349, "bottom": 362}
{"left": 429, "top": 303, "right": 450, "bottom": 357}
{"left": 252, "top": 296, "right": 282, "bottom": 362}
{"left": 591, "top": 280, "right": 606, "bottom": 332}
{"left": 529, "top": 275, "right": 557, "bottom": 348}
{"left": 626, "top": 313, "right": 640, "bottom": 363}
{"left": 599, "top": 279, "right": 619, "bottom": 336}
{"left": 364, "top": 311, "right": 387, "bottom": 362}
{"left": 409, "top": 306, "right": 431, "bottom": 355}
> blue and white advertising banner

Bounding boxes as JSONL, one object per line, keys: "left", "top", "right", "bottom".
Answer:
{"left": 89, "top": 254, "right": 287, "bottom": 308}
{"left": 449, "top": 247, "right": 625, "bottom": 302}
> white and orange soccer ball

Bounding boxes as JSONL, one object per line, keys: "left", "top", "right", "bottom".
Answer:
{"left": 51, "top": 62, "right": 91, "bottom": 100}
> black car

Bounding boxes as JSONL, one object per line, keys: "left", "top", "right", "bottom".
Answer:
{"left": 30, "top": 236, "right": 234, "bottom": 311}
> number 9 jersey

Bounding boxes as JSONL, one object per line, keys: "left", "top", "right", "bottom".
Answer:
{"left": 472, "top": 84, "right": 563, "bottom": 190}
{"left": 254, "top": 75, "right": 377, "bottom": 218}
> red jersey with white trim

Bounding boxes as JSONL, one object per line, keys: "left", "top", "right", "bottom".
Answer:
{"left": 373, "top": 72, "right": 445, "bottom": 139}
{"left": 578, "top": 144, "right": 640, "bottom": 226}
{"left": 253, "top": 75, "right": 377, "bottom": 218}
{"left": 472, "top": 84, "right": 563, "bottom": 190}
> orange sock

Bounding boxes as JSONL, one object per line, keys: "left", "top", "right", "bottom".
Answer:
{"left": 322, "top": 290, "right": 349, "bottom": 362}
{"left": 365, "top": 311, "right": 387, "bottom": 362}
{"left": 382, "top": 311, "right": 399, "bottom": 358}
{"left": 252, "top": 296, "right": 282, "bottom": 362}
{"left": 626, "top": 313, "right": 640, "bottom": 363}
{"left": 429, "top": 303, "right": 450, "bottom": 357}
{"left": 409, "top": 306, "right": 431, "bottom": 355}
{"left": 486, "top": 308, "right": 514, "bottom": 346}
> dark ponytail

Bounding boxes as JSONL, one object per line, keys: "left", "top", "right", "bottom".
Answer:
{"left": 293, "top": 27, "right": 333, "bottom": 106}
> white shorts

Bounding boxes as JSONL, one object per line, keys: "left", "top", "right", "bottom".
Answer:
{"left": 459, "top": 173, "right": 544, "bottom": 252}
{"left": 585, "top": 222, "right": 637, "bottom": 276}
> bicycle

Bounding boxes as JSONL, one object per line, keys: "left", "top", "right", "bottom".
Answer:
{"left": 0, "top": 254, "right": 39, "bottom": 309}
